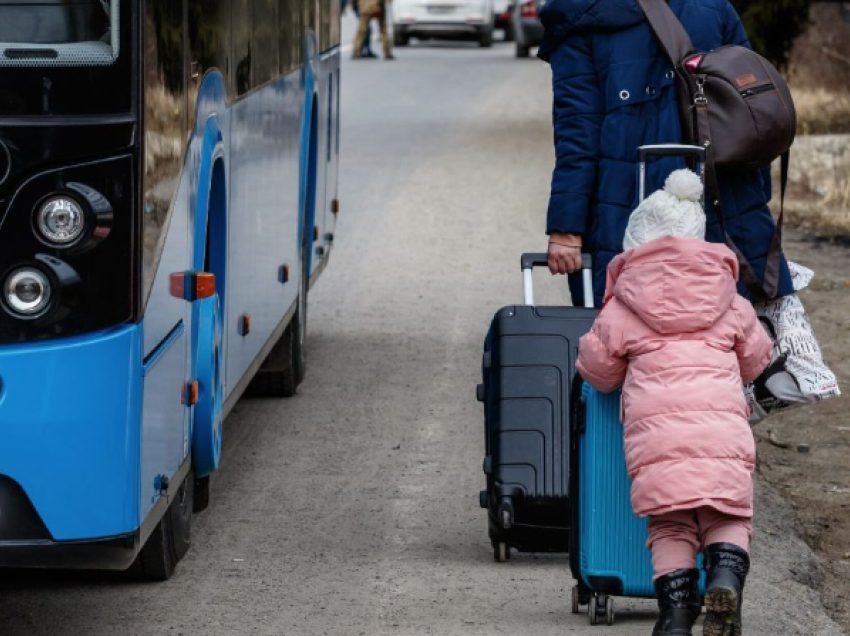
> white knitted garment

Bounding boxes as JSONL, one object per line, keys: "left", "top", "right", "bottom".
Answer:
{"left": 623, "top": 169, "right": 706, "bottom": 252}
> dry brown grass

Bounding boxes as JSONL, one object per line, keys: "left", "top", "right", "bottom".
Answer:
{"left": 791, "top": 86, "right": 850, "bottom": 135}
{"left": 825, "top": 172, "right": 850, "bottom": 212}
{"left": 774, "top": 133, "right": 850, "bottom": 236}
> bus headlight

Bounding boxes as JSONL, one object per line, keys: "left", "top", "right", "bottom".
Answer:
{"left": 3, "top": 268, "right": 51, "bottom": 316}
{"left": 36, "top": 196, "right": 86, "bottom": 246}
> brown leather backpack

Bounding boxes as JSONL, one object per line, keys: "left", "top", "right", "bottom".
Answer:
{"left": 637, "top": 0, "right": 797, "bottom": 301}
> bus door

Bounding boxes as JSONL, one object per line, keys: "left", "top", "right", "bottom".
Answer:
{"left": 141, "top": 0, "right": 193, "bottom": 523}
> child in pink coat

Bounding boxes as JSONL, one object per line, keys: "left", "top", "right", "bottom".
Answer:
{"left": 576, "top": 170, "right": 773, "bottom": 636}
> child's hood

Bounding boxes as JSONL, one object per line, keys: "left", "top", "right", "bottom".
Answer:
{"left": 605, "top": 236, "right": 740, "bottom": 335}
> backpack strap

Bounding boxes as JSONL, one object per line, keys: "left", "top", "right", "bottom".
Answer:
{"left": 698, "top": 98, "right": 788, "bottom": 301}
{"left": 638, "top": 0, "right": 788, "bottom": 301}
{"left": 635, "top": 0, "right": 695, "bottom": 63}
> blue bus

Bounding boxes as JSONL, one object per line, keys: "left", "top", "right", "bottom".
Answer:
{"left": 0, "top": 0, "right": 340, "bottom": 579}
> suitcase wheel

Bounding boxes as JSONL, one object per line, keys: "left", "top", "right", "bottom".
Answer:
{"left": 476, "top": 383, "right": 486, "bottom": 402}
{"left": 493, "top": 542, "right": 510, "bottom": 563}
{"left": 479, "top": 489, "right": 488, "bottom": 509}
{"left": 587, "top": 594, "right": 615, "bottom": 626}
{"left": 570, "top": 585, "right": 588, "bottom": 614}
{"left": 498, "top": 498, "right": 514, "bottom": 530}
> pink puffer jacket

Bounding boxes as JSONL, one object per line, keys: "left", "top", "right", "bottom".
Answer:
{"left": 576, "top": 236, "right": 772, "bottom": 518}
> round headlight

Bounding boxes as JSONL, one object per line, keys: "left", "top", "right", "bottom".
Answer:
{"left": 3, "top": 268, "right": 51, "bottom": 316}
{"left": 36, "top": 196, "right": 85, "bottom": 245}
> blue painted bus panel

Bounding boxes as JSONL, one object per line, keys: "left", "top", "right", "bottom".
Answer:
{"left": 316, "top": 52, "right": 341, "bottom": 269}
{"left": 0, "top": 326, "right": 142, "bottom": 541}
{"left": 140, "top": 322, "right": 189, "bottom": 521}
{"left": 224, "top": 70, "right": 304, "bottom": 390}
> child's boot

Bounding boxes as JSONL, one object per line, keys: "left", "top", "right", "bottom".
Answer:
{"left": 703, "top": 543, "right": 750, "bottom": 636}
{"left": 653, "top": 568, "right": 701, "bottom": 635}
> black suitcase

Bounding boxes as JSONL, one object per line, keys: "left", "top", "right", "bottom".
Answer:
{"left": 477, "top": 252, "right": 597, "bottom": 562}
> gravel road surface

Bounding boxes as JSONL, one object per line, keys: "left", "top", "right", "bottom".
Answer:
{"left": 0, "top": 20, "right": 843, "bottom": 636}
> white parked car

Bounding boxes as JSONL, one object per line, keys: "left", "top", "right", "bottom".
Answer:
{"left": 393, "top": 0, "right": 496, "bottom": 47}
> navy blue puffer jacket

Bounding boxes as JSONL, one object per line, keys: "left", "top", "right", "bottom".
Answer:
{"left": 538, "top": 0, "right": 793, "bottom": 305}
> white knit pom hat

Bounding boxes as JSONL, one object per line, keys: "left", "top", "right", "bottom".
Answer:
{"left": 623, "top": 169, "right": 706, "bottom": 252}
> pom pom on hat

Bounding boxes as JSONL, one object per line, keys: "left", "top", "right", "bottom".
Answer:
{"left": 623, "top": 169, "right": 706, "bottom": 251}
{"left": 664, "top": 168, "right": 703, "bottom": 202}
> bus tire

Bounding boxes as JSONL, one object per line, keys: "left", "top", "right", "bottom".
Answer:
{"left": 246, "top": 229, "right": 309, "bottom": 397}
{"left": 193, "top": 475, "right": 211, "bottom": 513}
{"left": 137, "top": 472, "right": 194, "bottom": 581}
{"left": 245, "top": 325, "right": 298, "bottom": 398}
{"left": 291, "top": 240, "right": 309, "bottom": 386}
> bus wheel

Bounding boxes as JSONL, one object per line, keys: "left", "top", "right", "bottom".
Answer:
{"left": 193, "top": 293, "right": 224, "bottom": 477}
{"left": 137, "top": 471, "right": 194, "bottom": 581}
{"left": 291, "top": 239, "right": 309, "bottom": 386}
{"left": 246, "top": 325, "right": 297, "bottom": 398}
{"left": 193, "top": 475, "right": 211, "bottom": 513}
{"left": 245, "top": 247, "right": 308, "bottom": 398}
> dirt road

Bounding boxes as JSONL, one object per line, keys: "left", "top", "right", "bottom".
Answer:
{"left": 0, "top": 20, "right": 845, "bottom": 636}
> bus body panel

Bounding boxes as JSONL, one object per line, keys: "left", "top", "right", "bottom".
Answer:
{"left": 140, "top": 321, "right": 189, "bottom": 522}
{"left": 223, "top": 69, "right": 304, "bottom": 393}
{"left": 0, "top": 326, "right": 142, "bottom": 541}
{"left": 317, "top": 50, "right": 340, "bottom": 273}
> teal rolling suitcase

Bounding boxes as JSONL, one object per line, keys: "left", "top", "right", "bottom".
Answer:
{"left": 570, "top": 381, "right": 706, "bottom": 626}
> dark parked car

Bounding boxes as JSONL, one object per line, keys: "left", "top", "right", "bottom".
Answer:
{"left": 511, "top": 0, "right": 543, "bottom": 57}
{"left": 494, "top": 0, "right": 514, "bottom": 41}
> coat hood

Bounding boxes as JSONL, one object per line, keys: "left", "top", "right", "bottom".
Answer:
{"left": 604, "top": 236, "right": 740, "bottom": 335}
{"left": 538, "top": 0, "right": 644, "bottom": 60}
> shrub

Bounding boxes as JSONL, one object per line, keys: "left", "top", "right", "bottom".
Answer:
{"left": 731, "top": 0, "right": 810, "bottom": 69}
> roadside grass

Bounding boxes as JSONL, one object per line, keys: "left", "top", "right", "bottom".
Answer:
{"left": 792, "top": 86, "right": 850, "bottom": 135}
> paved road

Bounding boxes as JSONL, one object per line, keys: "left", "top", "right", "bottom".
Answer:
{"left": 0, "top": 19, "right": 844, "bottom": 636}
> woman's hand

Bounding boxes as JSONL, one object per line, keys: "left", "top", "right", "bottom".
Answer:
{"left": 547, "top": 233, "right": 583, "bottom": 275}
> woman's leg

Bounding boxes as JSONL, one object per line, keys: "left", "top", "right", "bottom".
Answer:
{"left": 698, "top": 508, "right": 753, "bottom": 636}
{"left": 648, "top": 511, "right": 702, "bottom": 635}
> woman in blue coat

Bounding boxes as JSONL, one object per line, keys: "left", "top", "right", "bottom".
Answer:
{"left": 540, "top": 0, "right": 793, "bottom": 308}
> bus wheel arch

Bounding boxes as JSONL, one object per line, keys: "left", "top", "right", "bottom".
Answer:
{"left": 193, "top": 154, "right": 227, "bottom": 480}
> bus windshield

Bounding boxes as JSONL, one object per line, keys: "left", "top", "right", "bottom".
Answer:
{"left": 0, "top": 0, "right": 120, "bottom": 68}
{"left": 0, "top": 0, "right": 129, "bottom": 115}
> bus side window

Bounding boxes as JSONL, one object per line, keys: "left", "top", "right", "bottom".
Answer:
{"left": 233, "top": 0, "right": 252, "bottom": 97}
{"left": 329, "top": 0, "right": 341, "bottom": 49}
{"left": 189, "top": 0, "right": 231, "bottom": 83}
{"left": 304, "top": 0, "right": 316, "bottom": 43}
{"left": 320, "top": 0, "right": 331, "bottom": 52}
{"left": 279, "top": 0, "right": 292, "bottom": 73}
{"left": 288, "top": 0, "right": 303, "bottom": 69}
{"left": 253, "top": 0, "right": 279, "bottom": 86}
{"left": 143, "top": 0, "right": 187, "bottom": 297}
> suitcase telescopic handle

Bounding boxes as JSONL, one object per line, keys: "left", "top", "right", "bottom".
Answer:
{"left": 638, "top": 144, "right": 707, "bottom": 203}
{"left": 638, "top": 144, "right": 706, "bottom": 162}
{"left": 520, "top": 253, "right": 594, "bottom": 309}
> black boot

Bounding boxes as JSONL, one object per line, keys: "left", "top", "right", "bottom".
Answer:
{"left": 703, "top": 543, "right": 749, "bottom": 636}
{"left": 653, "top": 568, "right": 701, "bottom": 636}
